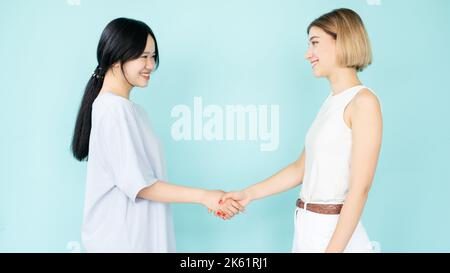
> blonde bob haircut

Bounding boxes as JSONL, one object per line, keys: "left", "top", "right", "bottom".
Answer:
{"left": 307, "top": 8, "right": 372, "bottom": 72}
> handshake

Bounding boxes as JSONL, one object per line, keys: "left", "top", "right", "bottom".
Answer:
{"left": 201, "top": 189, "right": 252, "bottom": 220}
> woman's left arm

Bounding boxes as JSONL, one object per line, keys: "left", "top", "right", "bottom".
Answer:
{"left": 326, "top": 89, "right": 383, "bottom": 253}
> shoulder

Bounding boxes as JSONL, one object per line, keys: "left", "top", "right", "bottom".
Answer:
{"left": 352, "top": 88, "right": 381, "bottom": 113}
{"left": 91, "top": 96, "right": 140, "bottom": 133}
{"left": 350, "top": 88, "right": 382, "bottom": 129}
{"left": 94, "top": 93, "right": 136, "bottom": 117}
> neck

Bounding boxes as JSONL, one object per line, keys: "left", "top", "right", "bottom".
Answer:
{"left": 100, "top": 69, "right": 133, "bottom": 99}
{"left": 327, "top": 67, "right": 361, "bottom": 95}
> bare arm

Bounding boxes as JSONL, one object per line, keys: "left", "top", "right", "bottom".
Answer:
{"left": 220, "top": 148, "right": 306, "bottom": 209}
{"left": 325, "top": 89, "right": 382, "bottom": 252}
{"left": 137, "top": 181, "right": 228, "bottom": 213}
{"left": 245, "top": 148, "right": 306, "bottom": 201}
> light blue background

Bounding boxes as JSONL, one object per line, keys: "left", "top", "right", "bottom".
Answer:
{"left": 1, "top": 0, "right": 449, "bottom": 252}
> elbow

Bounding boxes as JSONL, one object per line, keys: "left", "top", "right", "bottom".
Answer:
{"left": 292, "top": 161, "right": 304, "bottom": 179}
{"left": 348, "top": 185, "right": 371, "bottom": 198}
{"left": 137, "top": 187, "right": 148, "bottom": 200}
{"left": 137, "top": 181, "right": 160, "bottom": 200}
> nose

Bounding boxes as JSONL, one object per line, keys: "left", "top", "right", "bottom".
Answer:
{"left": 146, "top": 57, "right": 155, "bottom": 71}
{"left": 305, "top": 47, "right": 313, "bottom": 61}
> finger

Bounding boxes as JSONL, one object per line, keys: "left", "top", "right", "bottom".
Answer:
{"left": 220, "top": 193, "right": 232, "bottom": 203}
{"left": 218, "top": 210, "right": 229, "bottom": 219}
{"left": 221, "top": 211, "right": 231, "bottom": 220}
{"left": 221, "top": 191, "right": 239, "bottom": 202}
{"left": 223, "top": 200, "right": 242, "bottom": 214}
{"left": 222, "top": 207, "right": 235, "bottom": 218}
{"left": 215, "top": 210, "right": 223, "bottom": 217}
{"left": 217, "top": 208, "right": 229, "bottom": 218}
{"left": 230, "top": 200, "right": 245, "bottom": 212}
{"left": 225, "top": 204, "right": 239, "bottom": 215}
{"left": 226, "top": 209, "right": 236, "bottom": 220}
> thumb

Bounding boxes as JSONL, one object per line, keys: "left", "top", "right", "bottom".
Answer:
{"left": 220, "top": 192, "right": 234, "bottom": 202}
{"left": 221, "top": 191, "right": 244, "bottom": 202}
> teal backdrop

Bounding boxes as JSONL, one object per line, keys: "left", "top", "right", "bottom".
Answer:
{"left": 1, "top": 0, "right": 449, "bottom": 252}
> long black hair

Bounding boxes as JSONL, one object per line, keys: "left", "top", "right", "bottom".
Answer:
{"left": 71, "top": 17, "right": 159, "bottom": 161}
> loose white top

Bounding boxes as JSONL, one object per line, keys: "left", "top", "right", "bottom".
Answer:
{"left": 82, "top": 91, "right": 176, "bottom": 252}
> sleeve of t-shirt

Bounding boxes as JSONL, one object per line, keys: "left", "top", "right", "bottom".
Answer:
{"left": 97, "top": 102, "right": 159, "bottom": 202}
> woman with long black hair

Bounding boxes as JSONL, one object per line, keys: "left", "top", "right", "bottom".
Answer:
{"left": 71, "top": 18, "right": 243, "bottom": 252}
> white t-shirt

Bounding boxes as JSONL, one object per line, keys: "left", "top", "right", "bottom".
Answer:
{"left": 82, "top": 91, "right": 176, "bottom": 252}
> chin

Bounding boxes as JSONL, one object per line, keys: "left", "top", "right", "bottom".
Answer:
{"left": 135, "top": 81, "right": 149, "bottom": 88}
{"left": 312, "top": 68, "right": 327, "bottom": 78}
{"left": 313, "top": 70, "right": 322, "bottom": 78}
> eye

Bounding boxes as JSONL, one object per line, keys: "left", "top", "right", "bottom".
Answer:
{"left": 141, "top": 55, "right": 148, "bottom": 59}
{"left": 312, "top": 41, "right": 318, "bottom": 45}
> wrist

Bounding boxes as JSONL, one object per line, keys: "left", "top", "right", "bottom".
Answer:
{"left": 243, "top": 187, "right": 255, "bottom": 202}
{"left": 197, "top": 189, "right": 209, "bottom": 206}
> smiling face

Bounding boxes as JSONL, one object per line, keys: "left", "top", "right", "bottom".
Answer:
{"left": 305, "top": 26, "right": 338, "bottom": 78}
{"left": 122, "top": 35, "right": 156, "bottom": 87}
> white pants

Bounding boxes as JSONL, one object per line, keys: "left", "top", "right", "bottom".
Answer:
{"left": 292, "top": 207, "right": 374, "bottom": 253}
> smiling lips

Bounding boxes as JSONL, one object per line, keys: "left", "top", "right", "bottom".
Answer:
{"left": 141, "top": 72, "right": 150, "bottom": 80}
{"left": 310, "top": 59, "right": 319, "bottom": 68}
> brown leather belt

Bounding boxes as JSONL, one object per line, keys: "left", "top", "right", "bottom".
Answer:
{"left": 296, "top": 199, "right": 343, "bottom": 215}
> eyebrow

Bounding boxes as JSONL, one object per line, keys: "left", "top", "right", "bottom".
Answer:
{"left": 142, "top": 51, "right": 155, "bottom": 54}
{"left": 309, "top": 36, "right": 320, "bottom": 41}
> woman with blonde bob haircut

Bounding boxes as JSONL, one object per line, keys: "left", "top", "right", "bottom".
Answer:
{"left": 221, "top": 8, "right": 382, "bottom": 253}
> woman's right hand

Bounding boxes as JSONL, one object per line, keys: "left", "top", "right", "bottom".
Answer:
{"left": 200, "top": 189, "right": 225, "bottom": 214}
{"left": 218, "top": 190, "right": 252, "bottom": 219}
{"left": 201, "top": 190, "right": 246, "bottom": 220}
{"left": 222, "top": 190, "right": 252, "bottom": 206}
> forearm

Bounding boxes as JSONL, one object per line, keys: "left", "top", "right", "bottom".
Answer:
{"left": 137, "top": 180, "right": 206, "bottom": 204}
{"left": 325, "top": 189, "right": 369, "bottom": 252}
{"left": 245, "top": 161, "right": 304, "bottom": 202}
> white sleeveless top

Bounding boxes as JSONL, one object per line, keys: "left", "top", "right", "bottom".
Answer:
{"left": 299, "top": 85, "right": 376, "bottom": 204}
